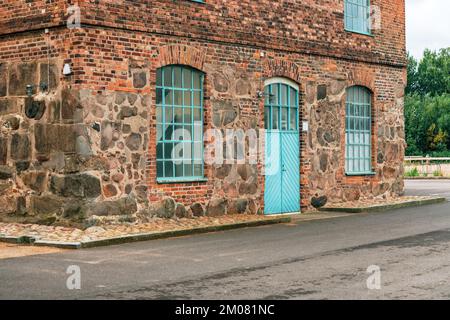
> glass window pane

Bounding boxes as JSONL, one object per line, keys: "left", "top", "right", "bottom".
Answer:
{"left": 165, "top": 89, "right": 173, "bottom": 105}
{"left": 183, "top": 108, "right": 192, "bottom": 124}
{"left": 164, "top": 124, "right": 173, "bottom": 141}
{"left": 264, "top": 106, "right": 270, "bottom": 129}
{"left": 156, "top": 88, "right": 162, "bottom": 105}
{"left": 175, "top": 163, "right": 183, "bottom": 177}
{"left": 184, "top": 163, "right": 193, "bottom": 176}
{"left": 193, "top": 124, "right": 202, "bottom": 141}
{"left": 164, "top": 143, "right": 173, "bottom": 159}
{"left": 264, "top": 86, "right": 270, "bottom": 105}
{"left": 157, "top": 143, "right": 163, "bottom": 160}
{"left": 165, "top": 106, "right": 173, "bottom": 124}
{"left": 156, "top": 107, "right": 162, "bottom": 123}
{"left": 272, "top": 107, "right": 279, "bottom": 129}
{"left": 281, "top": 107, "right": 288, "bottom": 130}
{"left": 193, "top": 72, "right": 202, "bottom": 89}
{"left": 193, "top": 91, "right": 201, "bottom": 106}
{"left": 280, "top": 85, "right": 288, "bottom": 106}
{"left": 193, "top": 108, "right": 202, "bottom": 122}
{"left": 183, "top": 125, "right": 193, "bottom": 141}
{"left": 157, "top": 161, "right": 164, "bottom": 178}
{"left": 174, "top": 66, "right": 182, "bottom": 88}
{"left": 193, "top": 142, "right": 203, "bottom": 159}
{"left": 290, "top": 88, "right": 297, "bottom": 107}
{"left": 157, "top": 124, "right": 163, "bottom": 142}
{"left": 183, "top": 68, "right": 192, "bottom": 88}
{"left": 156, "top": 69, "right": 162, "bottom": 86}
{"left": 174, "top": 107, "right": 183, "bottom": 123}
{"left": 290, "top": 108, "right": 297, "bottom": 131}
{"left": 183, "top": 142, "right": 192, "bottom": 159}
{"left": 194, "top": 164, "right": 202, "bottom": 176}
{"left": 174, "top": 90, "right": 183, "bottom": 106}
{"left": 163, "top": 67, "right": 172, "bottom": 87}
{"left": 183, "top": 91, "right": 191, "bottom": 106}
{"left": 165, "top": 160, "right": 173, "bottom": 177}
{"left": 271, "top": 85, "right": 279, "bottom": 105}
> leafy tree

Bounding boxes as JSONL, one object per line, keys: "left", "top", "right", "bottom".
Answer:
{"left": 404, "top": 48, "right": 450, "bottom": 156}
{"left": 406, "top": 53, "right": 419, "bottom": 95}
{"left": 416, "top": 48, "right": 450, "bottom": 96}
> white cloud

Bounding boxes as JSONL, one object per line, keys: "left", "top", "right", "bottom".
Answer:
{"left": 406, "top": 0, "right": 450, "bottom": 58}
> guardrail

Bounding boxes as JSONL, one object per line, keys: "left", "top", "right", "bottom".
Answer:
{"left": 404, "top": 156, "right": 450, "bottom": 177}
{"left": 405, "top": 156, "right": 450, "bottom": 164}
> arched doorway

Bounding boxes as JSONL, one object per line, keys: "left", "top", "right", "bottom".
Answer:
{"left": 264, "top": 78, "right": 301, "bottom": 214}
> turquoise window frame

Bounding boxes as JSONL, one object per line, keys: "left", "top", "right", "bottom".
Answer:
{"left": 345, "top": 86, "right": 374, "bottom": 175}
{"left": 156, "top": 65, "right": 205, "bottom": 183}
{"left": 344, "top": 0, "right": 371, "bottom": 35}
{"left": 264, "top": 83, "right": 299, "bottom": 132}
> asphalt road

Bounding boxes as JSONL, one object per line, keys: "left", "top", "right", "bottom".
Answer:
{"left": 0, "top": 180, "right": 449, "bottom": 300}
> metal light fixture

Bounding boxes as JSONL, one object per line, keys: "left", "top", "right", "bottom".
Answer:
{"left": 26, "top": 85, "right": 34, "bottom": 97}
{"left": 63, "top": 63, "right": 72, "bottom": 76}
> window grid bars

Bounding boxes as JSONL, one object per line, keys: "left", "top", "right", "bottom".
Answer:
{"left": 344, "top": 0, "right": 371, "bottom": 35}
{"left": 264, "top": 83, "right": 299, "bottom": 132}
{"left": 156, "top": 66, "right": 204, "bottom": 180}
{"left": 345, "top": 86, "right": 372, "bottom": 174}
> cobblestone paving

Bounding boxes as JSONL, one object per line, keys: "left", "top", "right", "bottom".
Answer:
{"left": 0, "top": 214, "right": 274, "bottom": 243}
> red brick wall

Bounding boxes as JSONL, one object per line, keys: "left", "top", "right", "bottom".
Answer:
{"left": 0, "top": 0, "right": 406, "bottom": 217}
{"left": 1, "top": 1, "right": 406, "bottom": 67}
{"left": 0, "top": 0, "right": 68, "bottom": 35}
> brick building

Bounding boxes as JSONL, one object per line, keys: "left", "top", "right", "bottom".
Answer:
{"left": 0, "top": 0, "right": 406, "bottom": 227}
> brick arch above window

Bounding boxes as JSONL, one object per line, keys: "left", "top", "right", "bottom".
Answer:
{"left": 347, "top": 68, "right": 376, "bottom": 95}
{"left": 156, "top": 45, "right": 207, "bottom": 72}
{"left": 262, "top": 58, "right": 301, "bottom": 85}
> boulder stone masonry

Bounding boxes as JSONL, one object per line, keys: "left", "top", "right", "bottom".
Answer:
{"left": 0, "top": 1, "right": 406, "bottom": 227}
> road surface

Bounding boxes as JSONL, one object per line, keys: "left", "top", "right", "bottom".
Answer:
{"left": 0, "top": 179, "right": 449, "bottom": 299}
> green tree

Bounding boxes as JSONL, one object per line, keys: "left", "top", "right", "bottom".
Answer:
{"left": 406, "top": 53, "right": 419, "bottom": 95}
{"left": 416, "top": 48, "right": 450, "bottom": 96}
{"left": 404, "top": 48, "right": 450, "bottom": 156}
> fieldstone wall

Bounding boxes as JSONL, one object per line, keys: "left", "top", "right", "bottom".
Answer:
{"left": 302, "top": 68, "right": 406, "bottom": 208}
{"left": 0, "top": 59, "right": 152, "bottom": 228}
{"left": 0, "top": 7, "right": 406, "bottom": 226}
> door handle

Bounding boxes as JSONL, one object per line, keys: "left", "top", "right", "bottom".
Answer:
{"left": 281, "top": 164, "right": 287, "bottom": 172}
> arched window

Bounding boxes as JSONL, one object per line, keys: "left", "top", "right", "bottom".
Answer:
{"left": 264, "top": 78, "right": 299, "bottom": 131}
{"left": 155, "top": 65, "right": 204, "bottom": 182}
{"left": 345, "top": 86, "right": 372, "bottom": 175}
{"left": 344, "top": 0, "right": 371, "bottom": 35}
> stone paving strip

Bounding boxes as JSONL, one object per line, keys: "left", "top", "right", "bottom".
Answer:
{"left": 0, "top": 214, "right": 291, "bottom": 249}
{"left": 319, "top": 195, "right": 446, "bottom": 213}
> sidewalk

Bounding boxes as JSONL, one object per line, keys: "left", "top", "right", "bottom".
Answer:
{"left": 0, "top": 214, "right": 291, "bottom": 249}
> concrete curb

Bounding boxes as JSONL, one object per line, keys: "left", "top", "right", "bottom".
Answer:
{"left": 0, "top": 216, "right": 291, "bottom": 250}
{"left": 319, "top": 197, "right": 447, "bottom": 213}
{"left": 404, "top": 177, "right": 450, "bottom": 180}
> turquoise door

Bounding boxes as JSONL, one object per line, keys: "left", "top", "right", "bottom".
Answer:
{"left": 264, "top": 81, "right": 300, "bottom": 215}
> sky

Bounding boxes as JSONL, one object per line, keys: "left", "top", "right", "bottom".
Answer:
{"left": 406, "top": 0, "right": 450, "bottom": 59}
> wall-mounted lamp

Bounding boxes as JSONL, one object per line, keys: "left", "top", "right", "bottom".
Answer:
{"left": 63, "top": 63, "right": 72, "bottom": 76}
{"left": 257, "top": 90, "right": 275, "bottom": 102}
{"left": 26, "top": 85, "right": 34, "bottom": 97}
